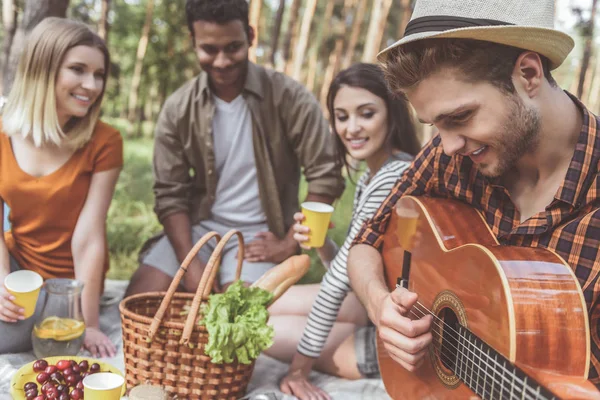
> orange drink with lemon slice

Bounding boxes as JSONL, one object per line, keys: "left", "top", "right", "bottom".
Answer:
{"left": 31, "top": 279, "right": 86, "bottom": 357}
{"left": 32, "top": 316, "right": 86, "bottom": 357}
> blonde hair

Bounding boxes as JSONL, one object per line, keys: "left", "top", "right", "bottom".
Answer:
{"left": 2, "top": 17, "right": 110, "bottom": 149}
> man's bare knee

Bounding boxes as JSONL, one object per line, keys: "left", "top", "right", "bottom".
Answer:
{"left": 124, "top": 264, "right": 173, "bottom": 297}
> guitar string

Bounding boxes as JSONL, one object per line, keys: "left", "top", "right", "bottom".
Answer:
{"left": 409, "top": 305, "right": 547, "bottom": 400}
{"left": 409, "top": 308, "right": 508, "bottom": 400}
{"left": 407, "top": 309, "right": 539, "bottom": 400}
{"left": 409, "top": 308, "right": 549, "bottom": 400}
{"left": 407, "top": 306, "right": 549, "bottom": 400}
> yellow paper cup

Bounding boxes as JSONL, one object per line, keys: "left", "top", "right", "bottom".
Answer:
{"left": 83, "top": 372, "right": 125, "bottom": 400}
{"left": 300, "top": 201, "right": 334, "bottom": 248}
{"left": 4, "top": 270, "right": 43, "bottom": 319}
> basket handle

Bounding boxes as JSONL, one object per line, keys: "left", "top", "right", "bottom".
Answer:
{"left": 148, "top": 231, "right": 221, "bottom": 340}
{"left": 180, "top": 229, "right": 244, "bottom": 344}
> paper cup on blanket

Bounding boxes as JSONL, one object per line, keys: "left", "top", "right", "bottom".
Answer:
{"left": 300, "top": 202, "right": 334, "bottom": 248}
{"left": 4, "top": 270, "right": 43, "bottom": 318}
{"left": 83, "top": 372, "right": 125, "bottom": 400}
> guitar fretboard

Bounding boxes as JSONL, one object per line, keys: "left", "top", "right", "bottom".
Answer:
{"left": 444, "top": 325, "right": 558, "bottom": 400}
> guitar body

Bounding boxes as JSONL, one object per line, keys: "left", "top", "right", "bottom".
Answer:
{"left": 378, "top": 196, "right": 600, "bottom": 399}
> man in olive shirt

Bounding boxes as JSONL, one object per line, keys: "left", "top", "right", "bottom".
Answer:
{"left": 125, "top": 0, "right": 344, "bottom": 296}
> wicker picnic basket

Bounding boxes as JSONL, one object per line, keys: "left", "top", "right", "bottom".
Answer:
{"left": 119, "top": 229, "right": 256, "bottom": 400}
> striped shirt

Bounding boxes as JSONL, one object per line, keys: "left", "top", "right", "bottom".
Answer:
{"left": 352, "top": 94, "right": 600, "bottom": 386}
{"left": 297, "top": 158, "right": 411, "bottom": 358}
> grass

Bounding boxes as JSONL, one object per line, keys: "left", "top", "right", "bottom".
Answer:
{"left": 106, "top": 138, "right": 357, "bottom": 285}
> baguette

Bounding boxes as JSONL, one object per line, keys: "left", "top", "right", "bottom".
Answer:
{"left": 252, "top": 254, "right": 311, "bottom": 304}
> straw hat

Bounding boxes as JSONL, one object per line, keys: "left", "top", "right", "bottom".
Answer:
{"left": 378, "top": 0, "right": 574, "bottom": 69}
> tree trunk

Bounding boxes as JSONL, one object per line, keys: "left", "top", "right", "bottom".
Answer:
{"left": 282, "top": 0, "right": 302, "bottom": 72}
{"left": 589, "top": 49, "right": 600, "bottom": 112}
{"left": 306, "top": 50, "right": 318, "bottom": 92}
{"left": 319, "top": 39, "right": 344, "bottom": 108}
{"left": 315, "top": 0, "right": 336, "bottom": 57}
{"left": 98, "top": 0, "right": 111, "bottom": 43}
{"left": 127, "top": 0, "right": 155, "bottom": 125}
{"left": 577, "top": 0, "right": 598, "bottom": 99}
{"left": 318, "top": 0, "right": 354, "bottom": 106}
{"left": 268, "top": 0, "right": 286, "bottom": 68}
{"left": 582, "top": 53, "right": 596, "bottom": 103}
{"left": 3, "top": 0, "right": 70, "bottom": 95}
{"left": 248, "top": 0, "right": 262, "bottom": 62}
{"left": 1, "top": 0, "right": 18, "bottom": 96}
{"left": 342, "top": 0, "right": 368, "bottom": 69}
{"left": 397, "top": 0, "right": 413, "bottom": 38}
{"left": 305, "top": 0, "right": 336, "bottom": 89}
{"left": 291, "top": 0, "right": 317, "bottom": 81}
{"left": 362, "top": 0, "right": 393, "bottom": 62}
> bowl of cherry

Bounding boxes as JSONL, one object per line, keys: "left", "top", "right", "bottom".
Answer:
{"left": 10, "top": 356, "right": 125, "bottom": 400}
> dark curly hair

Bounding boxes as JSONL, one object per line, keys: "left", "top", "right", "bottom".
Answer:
{"left": 185, "top": 0, "right": 250, "bottom": 37}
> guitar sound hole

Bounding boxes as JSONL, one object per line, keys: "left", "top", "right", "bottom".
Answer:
{"left": 438, "top": 307, "right": 460, "bottom": 373}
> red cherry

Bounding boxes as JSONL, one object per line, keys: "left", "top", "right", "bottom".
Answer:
{"left": 75, "top": 380, "right": 84, "bottom": 390}
{"left": 36, "top": 372, "right": 49, "bottom": 384}
{"left": 89, "top": 363, "right": 100, "bottom": 373}
{"left": 23, "top": 382, "right": 37, "bottom": 391}
{"left": 45, "top": 365, "right": 58, "bottom": 374}
{"left": 32, "top": 359, "right": 48, "bottom": 372}
{"left": 69, "top": 388, "right": 83, "bottom": 400}
{"left": 59, "top": 393, "right": 69, "bottom": 400}
{"left": 25, "top": 389, "right": 38, "bottom": 399}
{"left": 50, "top": 372, "right": 64, "bottom": 384}
{"left": 65, "top": 374, "right": 78, "bottom": 386}
{"left": 77, "top": 360, "right": 89, "bottom": 372}
{"left": 45, "top": 385, "right": 59, "bottom": 399}
{"left": 41, "top": 381, "right": 54, "bottom": 394}
{"left": 56, "top": 360, "right": 71, "bottom": 371}
{"left": 63, "top": 367, "right": 73, "bottom": 376}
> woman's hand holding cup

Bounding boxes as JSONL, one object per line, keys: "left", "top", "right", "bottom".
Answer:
{"left": 1, "top": 270, "right": 43, "bottom": 322}
{"left": 0, "top": 275, "right": 24, "bottom": 323}
{"left": 292, "top": 212, "right": 312, "bottom": 250}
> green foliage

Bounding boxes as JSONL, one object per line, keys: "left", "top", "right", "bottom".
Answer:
{"left": 106, "top": 138, "right": 161, "bottom": 280}
{"left": 105, "top": 132, "right": 358, "bottom": 284}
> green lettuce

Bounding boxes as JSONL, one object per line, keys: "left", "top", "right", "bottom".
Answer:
{"left": 200, "top": 280, "right": 274, "bottom": 364}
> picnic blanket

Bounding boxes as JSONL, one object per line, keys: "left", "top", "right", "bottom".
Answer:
{"left": 0, "top": 280, "right": 391, "bottom": 400}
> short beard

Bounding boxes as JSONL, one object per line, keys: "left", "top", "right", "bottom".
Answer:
{"left": 484, "top": 94, "right": 540, "bottom": 178}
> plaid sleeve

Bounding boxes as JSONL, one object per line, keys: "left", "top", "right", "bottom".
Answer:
{"left": 351, "top": 135, "right": 444, "bottom": 251}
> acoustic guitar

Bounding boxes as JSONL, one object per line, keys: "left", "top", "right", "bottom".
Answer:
{"left": 378, "top": 196, "right": 600, "bottom": 399}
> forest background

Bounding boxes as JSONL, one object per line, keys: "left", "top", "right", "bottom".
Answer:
{"left": 0, "top": 0, "right": 598, "bottom": 283}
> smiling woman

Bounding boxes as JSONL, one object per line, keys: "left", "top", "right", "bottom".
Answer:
{"left": 268, "top": 63, "right": 421, "bottom": 400}
{"left": 0, "top": 17, "right": 123, "bottom": 359}
{"left": 54, "top": 46, "right": 107, "bottom": 128}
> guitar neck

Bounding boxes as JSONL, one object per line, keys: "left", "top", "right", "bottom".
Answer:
{"left": 450, "top": 325, "right": 558, "bottom": 400}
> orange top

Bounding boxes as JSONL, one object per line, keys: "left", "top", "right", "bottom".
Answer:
{"left": 0, "top": 121, "right": 123, "bottom": 279}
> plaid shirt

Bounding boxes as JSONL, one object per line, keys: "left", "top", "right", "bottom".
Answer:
{"left": 353, "top": 95, "right": 600, "bottom": 385}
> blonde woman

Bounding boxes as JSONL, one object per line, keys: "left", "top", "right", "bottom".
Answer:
{"left": 0, "top": 17, "right": 122, "bottom": 357}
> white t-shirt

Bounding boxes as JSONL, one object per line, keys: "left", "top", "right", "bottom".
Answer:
{"left": 210, "top": 94, "right": 267, "bottom": 226}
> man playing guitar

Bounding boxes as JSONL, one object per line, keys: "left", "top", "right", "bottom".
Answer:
{"left": 347, "top": 0, "right": 600, "bottom": 391}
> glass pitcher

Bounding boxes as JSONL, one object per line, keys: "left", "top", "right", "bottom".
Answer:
{"left": 31, "top": 279, "right": 86, "bottom": 358}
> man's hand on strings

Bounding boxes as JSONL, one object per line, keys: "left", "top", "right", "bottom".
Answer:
{"left": 375, "top": 287, "right": 433, "bottom": 372}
